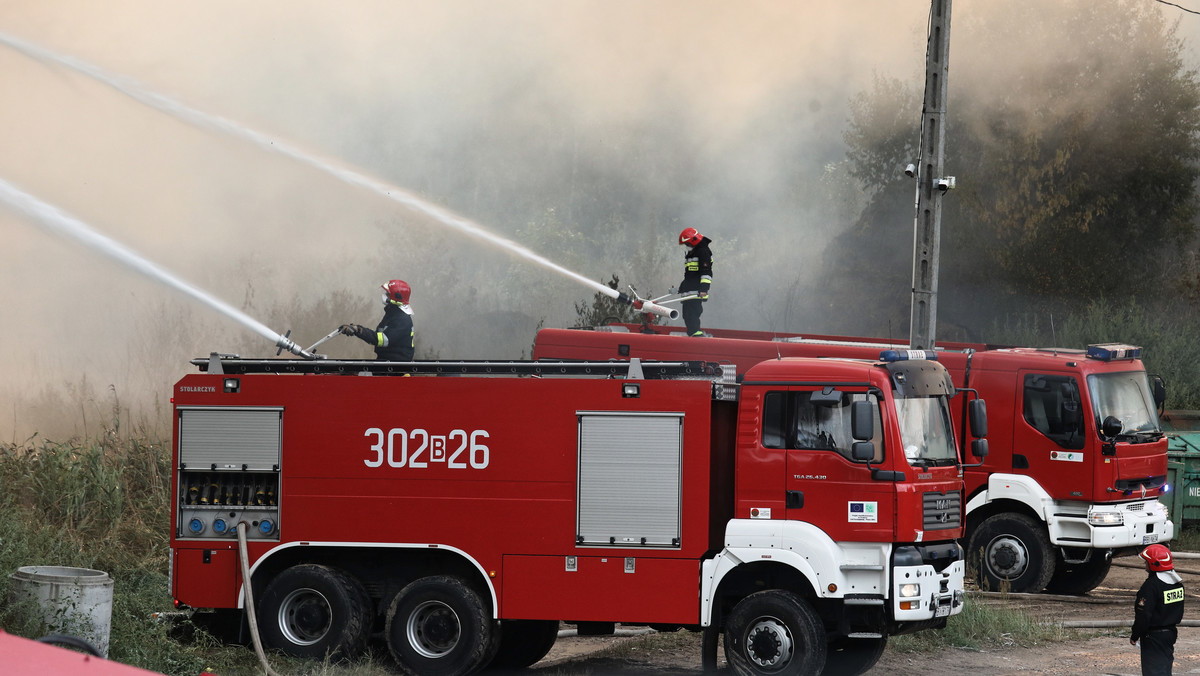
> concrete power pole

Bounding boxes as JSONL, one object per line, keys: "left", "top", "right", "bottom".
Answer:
{"left": 909, "top": 0, "right": 953, "bottom": 350}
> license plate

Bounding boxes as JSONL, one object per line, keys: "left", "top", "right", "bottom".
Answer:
{"left": 934, "top": 604, "right": 951, "bottom": 618}
{"left": 1143, "top": 533, "right": 1160, "bottom": 544}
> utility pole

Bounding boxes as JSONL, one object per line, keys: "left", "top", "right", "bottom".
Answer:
{"left": 909, "top": 0, "right": 953, "bottom": 350}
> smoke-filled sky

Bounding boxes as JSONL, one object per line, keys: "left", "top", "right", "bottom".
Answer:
{"left": 1, "top": 1, "right": 1198, "bottom": 440}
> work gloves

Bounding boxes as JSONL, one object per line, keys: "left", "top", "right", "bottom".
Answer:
{"left": 339, "top": 324, "right": 372, "bottom": 342}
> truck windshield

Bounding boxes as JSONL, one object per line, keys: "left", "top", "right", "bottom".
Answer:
{"left": 895, "top": 396, "right": 957, "bottom": 466}
{"left": 1087, "top": 371, "right": 1162, "bottom": 438}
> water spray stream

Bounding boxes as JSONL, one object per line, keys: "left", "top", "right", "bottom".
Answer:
{"left": 0, "top": 30, "right": 675, "bottom": 320}
{"left": 0, "top": 177, "right": 313, "bottom": 358}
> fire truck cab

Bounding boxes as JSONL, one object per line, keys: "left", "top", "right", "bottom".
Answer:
{"left": 170, "top": 352, "right": 976, "bottom": 676}
{"left": 534, "top": 325, "right": 1172, "bottom": 595}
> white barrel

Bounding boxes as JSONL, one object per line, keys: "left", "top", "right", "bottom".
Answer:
{"left": 8, "top": 566, "right": 114, "bottom": 657}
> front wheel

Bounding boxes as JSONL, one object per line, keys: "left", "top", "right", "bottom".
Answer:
{"left": 967, "top": 513, "right": 1056, "bottom": 593}
{"left": 386, "top": 575, "right": 497, "bottom": 676}
{"left": 256, "top": 564, "right": 370, "bottom": 659}
{"left": 724, "top": 590, "right": 826, "bottom": 676}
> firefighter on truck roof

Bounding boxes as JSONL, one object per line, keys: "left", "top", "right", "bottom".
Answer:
{"left": 1131, "top": 543, "right": 1185, "bottom": 675}
{"left": 340, "top": 279, "right": 415, "bottom": 360}
{"left": 677, "top": 227, "right": 712, "bottom": 337}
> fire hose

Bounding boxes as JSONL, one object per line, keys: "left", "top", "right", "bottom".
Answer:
{"left": 237, "top": 522, "right": 285, "bottom": 676}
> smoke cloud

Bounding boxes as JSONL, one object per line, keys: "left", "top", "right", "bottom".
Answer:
{"left": 2, "top": 1, "right": 1194, "bottom": 440}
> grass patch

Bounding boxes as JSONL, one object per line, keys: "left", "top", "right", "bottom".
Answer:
{"left": 887, "top": 591, "right": 1099, "bottom": 654}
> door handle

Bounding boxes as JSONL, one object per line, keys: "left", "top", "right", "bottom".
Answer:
{"left": 786, "top": 490, "right": 804, "bottom": 509}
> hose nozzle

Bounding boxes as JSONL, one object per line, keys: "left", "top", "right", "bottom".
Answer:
{"left": 275, "top": 331, "right": 317, "bottom": 359}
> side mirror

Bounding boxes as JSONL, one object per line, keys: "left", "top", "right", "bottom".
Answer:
{"left": 1153, "top": 376, "right": 1167, "bottom": 411}
{"left": 851, "top": 400, "right": 874, "bottom": 441}
{"left": 972, "top": 438, "right": 989, "bottom": 459}
{"left": 1101, "top": 415, "right": 1124, "bottom": 439}
{"left": 852, "top": 441, "right": 875, "bottom": 462}
{"left": 969, "top": 399, "right": 988, "bottom": 438}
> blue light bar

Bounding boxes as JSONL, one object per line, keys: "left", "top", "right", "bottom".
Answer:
{"left": 879, "top": 349, "right": 938, "bottom": 362}
{"left": 1086, "top": 343, "right": 1142, "bottom": 361}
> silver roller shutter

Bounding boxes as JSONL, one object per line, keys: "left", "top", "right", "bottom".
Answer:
{"left": 178, "top": 408, "right": 281, "bottom": 470}
{"left": 577, "top": 412, "right": 682, "bottom": 548}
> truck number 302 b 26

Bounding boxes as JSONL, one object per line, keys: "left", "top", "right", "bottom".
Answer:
{"left": 363, "top": 428, "right": 490, "bottom": 469}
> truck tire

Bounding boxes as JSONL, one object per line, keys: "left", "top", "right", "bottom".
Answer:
{"left": 967, "top": 513, "right": 1055, "bottom": 594}
{"left": 724, "top": 590, "right": 826, "bottom": 676}
{"left": 256, "top": 564, "right": 370, "bottom": 659}
{"left": 1044, "top": 550, "right": 1112, "bottom": 595}
{"left": 488, "top": 619, "right": 558, "bottom": 669}
{"left": 386, "top": 575, "right": 497, "bottom": 676}
{"left": 821, "top": 636, "right": 886, "bottom": 676}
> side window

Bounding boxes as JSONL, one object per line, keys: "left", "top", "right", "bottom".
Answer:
{"left": 760, "top": 390, "right": 882, "bottom": 462}
{"left": 1022, "top": 374, "right": 1085, "bottom": 450}
{"left": 763, "top": 392, "right": 786, "bottom": 449}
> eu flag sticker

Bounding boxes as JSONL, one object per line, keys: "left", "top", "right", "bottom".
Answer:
{"left": 848, "top": 501, "right": 878, "bottom": 523}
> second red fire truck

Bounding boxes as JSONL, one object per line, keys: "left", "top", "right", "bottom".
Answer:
{"left": 534, "top": 325, "right": 1172, "bottom": 594}
{"left": 171, "top": 349, "right": 983, "bottom": 676}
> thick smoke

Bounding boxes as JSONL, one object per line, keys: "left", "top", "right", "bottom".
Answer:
{"left": 2, "top": 1, "right": 1193, "bottom": 441}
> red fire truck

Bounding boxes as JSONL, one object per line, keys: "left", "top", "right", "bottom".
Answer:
{"left": 170, "top": 351, "right": 981, "bottom": 676}
{"left": 534, "top": 325, "right": 1172, "bottom": 595}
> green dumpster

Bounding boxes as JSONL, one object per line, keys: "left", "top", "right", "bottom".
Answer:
{"left": 1160, "top": 410, "right": 1200, "bottom": 531}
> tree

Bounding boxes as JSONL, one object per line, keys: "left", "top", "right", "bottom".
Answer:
{"left": 834, "top": 0, "right": 1200, "bottom": 337}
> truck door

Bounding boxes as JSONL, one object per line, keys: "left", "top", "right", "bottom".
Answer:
{"left": 764, "top": 388, "right": 895, "bottom": 542}
{"left": 1014, "top": 372, "right": 1091, "bottom": 497}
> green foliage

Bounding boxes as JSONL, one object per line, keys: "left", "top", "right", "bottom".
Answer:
{"left": 836, "top": 0, "right": 1200, "bottom": 337}
{"left": 888, "top": 592, "right": 1082, "bottom": 653}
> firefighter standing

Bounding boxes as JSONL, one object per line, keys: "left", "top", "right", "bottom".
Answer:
{"left": 341, "top": 280, "right": 415, "bottom": 360}
{"left": 677, "top": 227, "right": 713, "bottom": 337}
{"left": 1131, "top": 543, "right": 1185, "bottom": 675}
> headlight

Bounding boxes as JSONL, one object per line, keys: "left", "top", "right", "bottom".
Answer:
{"left": 899, "top": 583, "right": 921, "bottom": 598}
{"left": 1088, "top": 511, "right": 1124, "bottom": 526}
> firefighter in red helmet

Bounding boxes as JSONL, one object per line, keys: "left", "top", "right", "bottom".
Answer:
{"left": 677, "top": 227, "right": 712, "bottom": 337}
{"left": 340, "top": 280, "right": 415, "bottom": 360}
{"left": 1131, "top": 543, "right": 1184, "bottom": 675}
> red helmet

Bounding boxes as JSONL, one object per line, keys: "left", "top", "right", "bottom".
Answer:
{"left": 381, "top": 280, "right": 411, "bottom": 304}
{"left": 678, "top": 227, "right": 703, "bottom": 246}
{"left": 1140, "top": 544, "right": 1174, "bottom": 571}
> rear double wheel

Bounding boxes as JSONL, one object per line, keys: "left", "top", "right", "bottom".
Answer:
{"left": 256, "top": 564, "right": 371, "bottom": 660}
{"left": 724, "top": 590, "right": 826, "bottom": 675}
{"left": 386, "top": 575, "right": 497, "bottom": 676}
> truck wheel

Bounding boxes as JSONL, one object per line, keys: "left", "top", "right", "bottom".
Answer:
{"left": 724, "top": 590, "right": 826, "bottom": 676}
{"left": 386, "top": 575, "right": 497, "bottom": 676}
{"left": 489, "top": 619, "right": 558, "bottom": 669}
{"left": 256, "top": 564, "right": 370, "bottom": 659}
{"left": 1044, "top": 550, "right": 1112, "bottom": 595}
{"left": 967, "top": 513, "right": 1055, "bottom": 594}
{"left": 821, "top": 636, "right": 886, "bottom": 676}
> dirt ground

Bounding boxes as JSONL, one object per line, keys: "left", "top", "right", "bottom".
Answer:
{"left": 531, "top": 557, "right": 1200, "bottom": 675}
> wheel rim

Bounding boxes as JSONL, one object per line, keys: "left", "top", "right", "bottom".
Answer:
{"left": 985, "top": 533, "right": 1029, "bottom": 579}
{"left": 277, "top": 587, "right": 333, "bottom": 646}
{"left": 407, "top": 600, "right": 461, "bottom": 659}
{"left": 744, "top": 615, "right": 794, "bottom": 671}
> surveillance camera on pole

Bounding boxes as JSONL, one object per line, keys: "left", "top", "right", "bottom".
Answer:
{"left": 935, "top": 176, "right": 956, "bottom": 192}
{"left": 904, "top": 163, "right": 917, "bottom": 178}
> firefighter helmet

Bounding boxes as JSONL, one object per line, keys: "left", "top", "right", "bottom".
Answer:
{"left": 678, "top": 227, "right": 703, "bottom": 246}
{"left": 1140, "top": 543, "right": 1174, "bottom": 571}
{"left": 381, "top": 280, "right": 411, "bottom": 304}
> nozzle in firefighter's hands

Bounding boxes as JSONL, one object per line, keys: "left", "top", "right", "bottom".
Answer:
{"left": 339, "top": 324, "right": 357, "bottom": 336}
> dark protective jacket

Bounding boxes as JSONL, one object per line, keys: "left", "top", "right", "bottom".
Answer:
{"left": 1132, "top": 570, "right": 1185, "bottom": 642}
{"left": 355, "top": 303, "right": 414, "bottom": 360}
{"left": 679, "top": 236, "right": 713, "bottom": 294}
